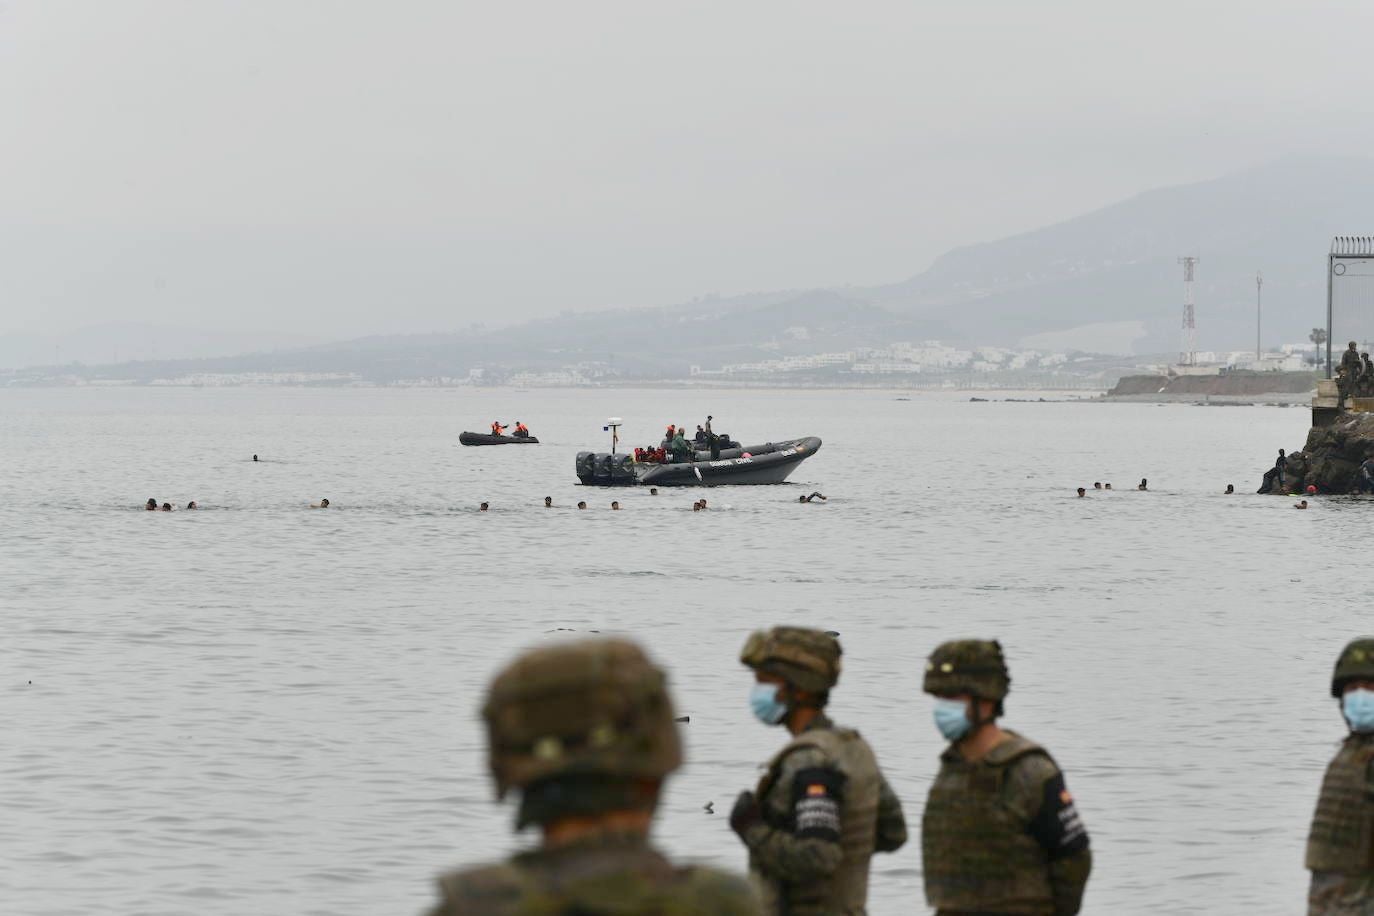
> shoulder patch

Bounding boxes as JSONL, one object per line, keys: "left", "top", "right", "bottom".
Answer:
{"left": 791, "top": 767, "right": 845, "bottom": 842}
{"left": 1027, "top": 771, "right": 1089, "bottom": 859}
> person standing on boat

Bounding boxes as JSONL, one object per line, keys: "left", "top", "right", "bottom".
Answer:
{"left": 731, "top": 627, "right": 906, "bottom": 916}
{"left": 670, "top": 428, "right": 692, "bottom": 463}
{"left": 491, "top": 420, "right": 507, "bottom": 436}
{"left": 425, "top": 638, "right": 761, "bottom": 916}
{"left": 694, "top": 425, "right": 708, "bottom": 446}
{"left": 921, "top": 640, "right": 1091, "bottom": 916}
{"left": 1306, "top": 637, "right": 1374, "bottom": 915}
{"left": 705, "top": 415, "right": 722, "bottom": 460}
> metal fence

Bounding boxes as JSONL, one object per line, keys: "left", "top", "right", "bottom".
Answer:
{"left": 1328, "top": 236, "right": 1374, "bottom": 376}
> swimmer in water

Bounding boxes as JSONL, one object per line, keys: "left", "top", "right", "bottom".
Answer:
{"left": 311, "top": 498, "right": 330, "bottom": 509}
{"left": 798, "top": 491, "right": 827, "bottom": 503}
{"left": 1104, "top": 483, "right": 1113, "bottom": 490}
{"left": 611, "top": 501, "right": 621, "bottom": 510}
{"left": 544, "top": 496, "right": 553, "bottom": 508}
{"left": 145, "top": 498, "right": 158, "bottom": 511}
{"left": 480, "top": 502, "right": 489, "bottom": 511}
{"left": 1224, "top": 484, "right": 1234, "bottom": 494}
{"left": 186, "top": 501, "right": 198, "bottom": 510}
{"left": 698, "top": 498, "right": 708, "bottom": 510}
{"left": 1076, "top": 487, "right": 1086, "bottom": 498}
{"left": 577, "top": 501, "right": 587, "bottom": 510}
{"left": 1295, "top": 499, "right": 1309, "bottom": 509}
{"left": 253, "top": 454, "right": 259, "bottom": 462}
{"left": 1137, "top": 478, "right": 1148, "bottom": 491}
{"left": 692, "top": 502, "right": 702, "bottom": 512}
{"left": 649, "top": 488, "right": 659, "bottom": 495}
{"left": 161, "top": 502, "right": 173, "bottom": 511}
{"left": 1093, "top": 482, "right": 1102, "bottom": 490}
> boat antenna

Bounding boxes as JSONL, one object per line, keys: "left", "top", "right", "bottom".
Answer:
{"left": 603, "top": 418, "right": 622, "bottom": 455}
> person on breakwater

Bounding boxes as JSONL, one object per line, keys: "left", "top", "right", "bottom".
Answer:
{"left": 921, "top": 640, "right": 1091, "bottom": 915}
{"left": 145, "top": 498, "right": 158, "bottom": 511}
{"left": 311, "top": 498, "right": 330, "bottom": 509}
{"left": 1076, "top": 488, "right": 1086, "bottom": 497}
{"left": 799, "top": 492, "right": 827, "bottom": 503}
{"left": 1259, "top": 449, "right": 1287, "bottom": 494}
{"left": 1225, "top": 485, "right": 1235, "bottom": 494}
{"left": 424, "top": 637, "right": 760, "bottom": 916}
{"left": 1341, "top": 341, "right": 1363, "bottom": 408}
{"left": 731, "top": 627, "right": 906, "bottom": 916}
{"left": 1305, "top": 638, "right": 1374, "bottom": 914}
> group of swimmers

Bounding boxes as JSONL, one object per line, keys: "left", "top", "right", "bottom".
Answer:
{"left": 1073, "top": 478, "right": 1316, "bottom": 509}
{"left": 145, "top": 498, "right": 197, "bottom": 511}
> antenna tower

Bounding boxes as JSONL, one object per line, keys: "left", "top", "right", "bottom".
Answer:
{"left": 1178, "top": 256, "right": 1199, "bottom": 366}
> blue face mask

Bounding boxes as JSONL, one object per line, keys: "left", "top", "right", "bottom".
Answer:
{"left": 1344, "top": 688, "right": 1374, "bottom": 733}
{"left": 933, "top": 698, "right": 972, "bottom": 741}
{"left": 750, "top": 682, "right": 788, "bottom": 725}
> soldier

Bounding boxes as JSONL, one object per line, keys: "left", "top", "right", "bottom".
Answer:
{"left": 921, "top": 640, "right": 1091, "bottom": 916}
{"left": 1363, "top": 353, "right": 1374, "bottom": 397}
{"left": 1341, "top": 341, "right": 1363, "bottom": 407}
{"left": 1305, "top": 637, "right": 1374, "bottom": 915}
{"left": 730, "top": 626, "right": 907, "bottom": 916}
{"left": 427, "top": 638, "right": 760, "bottom": 915}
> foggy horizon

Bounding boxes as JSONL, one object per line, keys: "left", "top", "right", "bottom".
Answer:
{"left": 5, "top": 1, "right": 1374, "bottom": 345}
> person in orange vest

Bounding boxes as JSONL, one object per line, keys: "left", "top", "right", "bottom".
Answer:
{"left": 513, "top": 421, "right": 530, "bottom": 438}
{"left": 491, "top": 420, "right": 507, "bottom": 436}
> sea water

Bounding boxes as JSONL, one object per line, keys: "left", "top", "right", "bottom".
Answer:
{"left": 0, "top": 386, "right": 1363, "bottom": 915}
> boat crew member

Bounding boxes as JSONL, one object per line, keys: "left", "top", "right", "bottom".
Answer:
{"left": 513, "top": 421, "right": 530, "bottom": 438}
{"left": 492, "top": 420, "right": 507, "bottom": 436}
{"left": 670, "top": 429, "right": 692, "bottom": 462}
{"left": 921, "top": 640, "right": 1091, "bottom": 916}
{"left": 732, "top": 626, "right": 907, "bottom": 916}
{"left": 425, "top": 638, "right": 760, "bottom": 916}
{"left": 695, "top": 425, "right": 707, "bottom": 446}
{"left": 1306, "top": 637, "right": 1374, "bottom": 915}
{"left": 664, "top": 424, "right": 676, "bottom": 448}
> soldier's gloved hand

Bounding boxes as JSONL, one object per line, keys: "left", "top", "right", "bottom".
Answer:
{"left": 729, "top": 790, "right": 761, "bottom": 837}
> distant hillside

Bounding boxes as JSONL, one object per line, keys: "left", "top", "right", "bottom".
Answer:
{"left": 860, "top": 155, "right": 1374, "bottom": 352}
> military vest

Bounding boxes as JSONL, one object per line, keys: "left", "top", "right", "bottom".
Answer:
{"left": 753, "top": 724, "right": 881, "bottom": 915}
{"left": 1306, "top": 733, "right": 1374, "bottom": 874}
{"left": 921, "top": 732, "right": 1055, "bottom": 914}
{"left": 432, "top": 834, "right": 759, "bottom": 915}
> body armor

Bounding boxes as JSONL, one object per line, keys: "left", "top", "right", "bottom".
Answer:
{"left": 753, "top": 725, "right": 881, "bottom": 915}
{"left": 922, "top": 732, "right": 1056, "bottom": 914}
{"left": 1306, "top": 733, "right": 1374, "bottom": 873}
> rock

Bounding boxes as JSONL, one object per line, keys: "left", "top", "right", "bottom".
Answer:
{"left": 1280, "top": 413, "right": 1374, "bottom": 493}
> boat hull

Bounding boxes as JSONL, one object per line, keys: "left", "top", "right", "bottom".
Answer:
{"left": 577, "top": 437, "right": 821, "bottom": 487}
{"left": 460, "top": 432, "right": 540, "bottom": 446}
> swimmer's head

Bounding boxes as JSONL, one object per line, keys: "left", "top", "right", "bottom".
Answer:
{"left": 1225, "top": 485, "right": 1234, "bottom": 494}
{"left": 649, "top": 488, "right": 658, "bottom": 495}
{"left": 544, "top": 496, "right": 552, "bottom": 507}
{"left": 320, "top": 498, "right": 330, "bottom": 508}
{"left": 480, "top": 502, "right": 489, "bottom": 511}
{"left": 146, "top": 498, "right": 157, "bottom": 509}
{"left": 186, "top": 501, "right": 197, "bottom": 510}
{"left": 1093, "top": 482, "right": 1101, "bottom": 489}
{"left": 577, "top": 501, "right": 587, "bottom": 510}
{"left": 693, "top": 503, "right": 702, "bottom": 512}
{"left": 1076, "top": 488, "right": 1086, "bottom": 497}
{"left": 611, "top": 501, "right": 620, "bottom": 510}
{"left": 161, "top": 502, "right": 172, "bottom": 511}
{"left": 799, "top": 495, "right": 807, "bottom": 502}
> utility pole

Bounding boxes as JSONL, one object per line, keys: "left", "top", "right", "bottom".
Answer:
{"left": 1256, "top": 270, "right": 1263, "bottom": 361}
{"left": 1178, "top": 256, "right": 1199, "bottom": 366}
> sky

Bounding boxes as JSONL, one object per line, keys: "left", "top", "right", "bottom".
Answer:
{"left": 4, "top": 0, "right": 1374, "bottom": 345}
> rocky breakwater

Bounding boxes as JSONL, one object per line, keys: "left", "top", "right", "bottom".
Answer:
{"left": 1275, "top": 412, "right": 1374, "bottom": 493}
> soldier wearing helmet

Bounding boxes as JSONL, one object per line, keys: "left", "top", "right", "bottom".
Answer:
{"left": 730, "top": 627, "right": 907, "bottom": 915}
{"left": 921, "top": 639, "right": 1091, "bottom": 915}
{"left": 1305, "top": 637, "right": 1374, "bottom": 914}
{"left": 426, "top": 638, "right": 760, "bottom": 915}
{"left": 1341, "top": 341, "right": 1364, "bottom": 408}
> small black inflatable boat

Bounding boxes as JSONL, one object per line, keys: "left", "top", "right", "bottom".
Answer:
{"left": 576, "top": 437, "right": 821, "bottom": 486}
{"left": 460, "top": 431, "right": 540, "bottom": 446}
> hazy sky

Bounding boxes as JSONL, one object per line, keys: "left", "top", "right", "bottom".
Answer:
{"left": 4, "top": 0, "right": 1374, "bottom": 341}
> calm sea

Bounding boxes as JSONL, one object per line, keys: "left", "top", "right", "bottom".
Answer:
{"left": 0, "top": 386, "right": 1362, "bottom": 915}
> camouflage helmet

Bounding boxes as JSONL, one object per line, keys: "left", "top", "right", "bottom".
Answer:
{"left": 923, "top": 639, "right": 1011, "bottom": 701}
{"left": 1330, "top": 637, "right": 1374, "bottom": 698}
{"left": 740, "top": 626, "right": 842, "bottom": 694}
{"left": 482, "top": 638, "right": 682, "bottom": 798}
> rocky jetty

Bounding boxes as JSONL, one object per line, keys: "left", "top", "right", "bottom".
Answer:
{"left": 1276, "top": 412, "right": 1374, "bottom": 493}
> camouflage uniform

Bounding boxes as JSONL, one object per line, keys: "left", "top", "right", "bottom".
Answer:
{"left": 1342, "top": 344, "right": 1363, "bottom": 407}
{"left": 921, "top": 640, "right": 1091, "bottom": 916}
{"left": 735, "top": 627, "right": 907, "bottom": 915}
{"left": 1306, "top": 637, "right": 1374, "bottom": 916}
{"left": 428, "top": 638, "right": 760, "bottom": 916}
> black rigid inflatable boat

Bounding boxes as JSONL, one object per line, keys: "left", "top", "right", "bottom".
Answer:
{"left": 460, "top": 431, "right": 540, "bottom": 446}
{"left": 576, "top": 437, "right": 821, "bottom": 487}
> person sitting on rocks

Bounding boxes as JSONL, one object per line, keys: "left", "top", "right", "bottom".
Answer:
{"left": 1258, "top": 449, "right": 1287, "bottom": 494}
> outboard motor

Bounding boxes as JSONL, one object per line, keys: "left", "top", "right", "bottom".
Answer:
{"left": 594, "top": 453, "right": 614, "bottom": 484}
{"left": 576, "top": 451, "right": 596, "bottom": 485}
{"left": 609, "top": 453, "right": 636, "bottom": 484}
